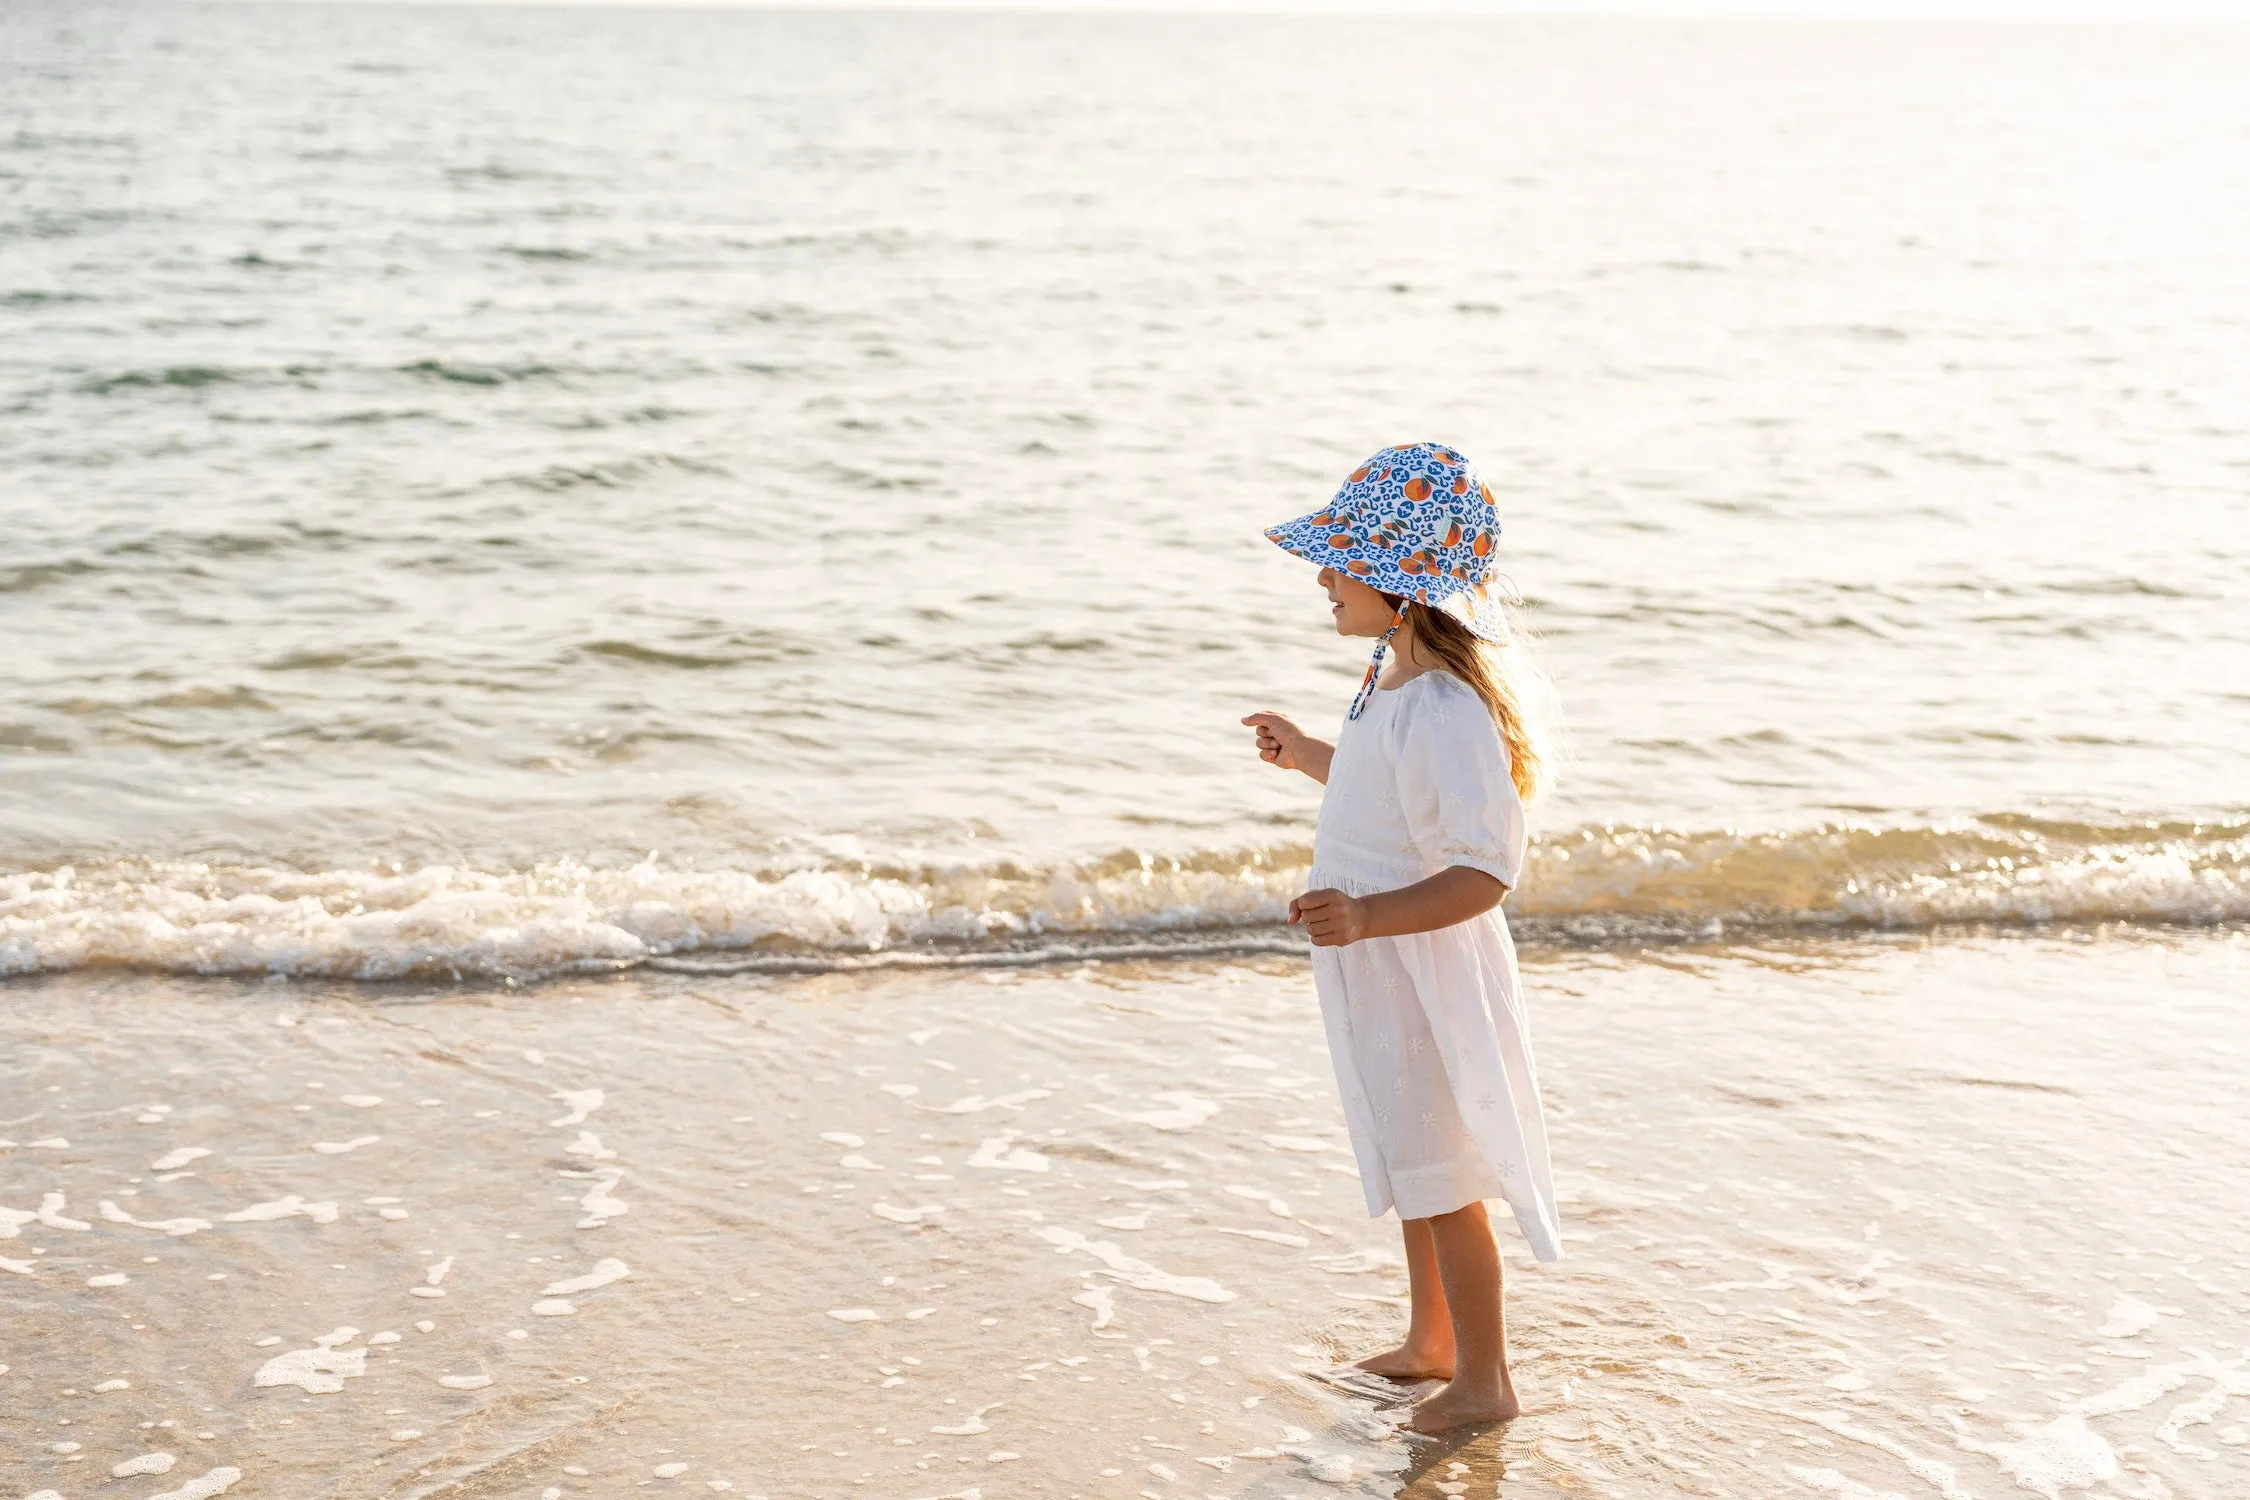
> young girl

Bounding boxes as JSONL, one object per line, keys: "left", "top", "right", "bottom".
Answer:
{"left": 1242, "top": 441, "right": 1561, "bottom": 1435}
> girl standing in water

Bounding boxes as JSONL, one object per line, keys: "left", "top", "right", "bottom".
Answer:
{"left": 1243, "top": 441, "right": 1560, "bottom": 1434}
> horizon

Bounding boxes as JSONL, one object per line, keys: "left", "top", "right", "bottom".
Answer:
{"left": 145, "top": 0, "right": 2250, "bottom": 24}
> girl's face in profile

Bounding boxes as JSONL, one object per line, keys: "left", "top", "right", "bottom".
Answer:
{"left": 1317, "top": 566, "right": 1398, "bottom": 638}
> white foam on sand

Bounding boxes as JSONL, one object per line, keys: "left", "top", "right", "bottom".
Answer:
{"left": 1950, "top": 1413, "right": 2116, "bottom": 1500}
{"left": 35, "top": 1192, "right": 91, "bottom": 1230}
{"left": 1224, "top": 1186, "right": 1293, "bottom": 1218}
{"left": 549, "top": 1090, "right": 604, "bottom": 1127}
{"left": 967, "top": 1134, "right": 1048, "bottom": 1173}
{"left": 1262, "top": 1134, "right": 1334, "bottom": 1153}
{"left": 921, "top": 1089, "right": 1051, "bottom": 1116}
{"left": 1095, "top": 1214, "right": 1147, "bottom": 1231}
{"left": 828, "top": 1308, "right": 881, "bottom": 1323}
{"left": 931, "top": 1402, "right": 1003, "bottom": 1436}
{"left": 1035, "top": 1227, "right": 1235, "bottom": 1303}
{"left": 821, "top": 1132, "right": 866, "bottom": 1148}
{"left": 341, "top": 1095, "right": 382, "bottom": 1108}
{"left": 100, "top": 1200, "right": 210, "bottom": 1236}
{"left": 2096, "top": 1296, "right": 2163, "bottom": 1338}
{"left": 543, "top": 1257, "right": 630, "bottom": 1296}
{"left": 88, "top": 1272, "right": 130, "bottom": 1286}
{"left": 1093, "top": 1094, "right": 1218, "bottom": 1132}
{"left": 532, "top": 1298, "right": 575, "bottom": 1316}
{"left": 880, "top": 1083, "right": 920, "bottom": 1098}
{"left": 1072, "top": 1286, "right": 1117, "bottom": 1330}
{"left": 1783, "top": 1466, "right": 1906, "bottom": 1500}
{"left": 2156, "top": 1382, "right": 2236, "bottom": 1454}
{"left": 224, "top": 1196, "right": 338, "bottom": 1225}
{"left": 564, "top": 1132, "right": 616, "bottom": 1161}
{"left": 112, "top": 1452, "right": 177, "bottom": 1477}
{"left": 1788, "top": 1408, "right": 1973, "bottom": 1500}
{"left": 438, "top": 1374, "right": 492, "bottom": 1390}
{"left": 146, "top": 1468, "right": 243, "bottom": 1500}
{"left": 254, "top": 1329, "right": 367, "bottom": 1394}
{"left": 150, "top": 1147, "right": 210, "bottom": 1172}
{"left": 573, "top": 1168, "right": 629, "bottom": 1228}
{"left": 2066, "top": 1360, "right": 2203, "bottom": 1419}
{"left": 1314, "top": 1250, "right": 1395, "bottom": 1286}
{"left": 312, "top": 1136, "right": 380, "bottom": 1155}
{"left": 872, "top": 1203, "right": 946, "bottom": 1225}
{"left": 1215, "top": 1228, "right": 1310, "bottom": 1248}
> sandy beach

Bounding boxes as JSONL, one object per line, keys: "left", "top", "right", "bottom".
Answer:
{"left": 7, "top": 929, "right": 2247, "bottom": 1498}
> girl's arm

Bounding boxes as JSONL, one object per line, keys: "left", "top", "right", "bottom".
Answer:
{"left": 1241, "top": 712, "right": 1334, "bottom": 784}
{"left": 1289, "top": 867, "right": 1504, "bottom": 947}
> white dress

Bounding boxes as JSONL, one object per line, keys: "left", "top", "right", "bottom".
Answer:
{"left": 1307, "top": 670, "right": 1563, "bottom": 1262}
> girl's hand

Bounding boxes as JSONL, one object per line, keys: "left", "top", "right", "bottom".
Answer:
{"left": 1241, "top": 711, "right": 1305, "bottom": 769}
{"left": 1289, "top": 887, "right": 1369, "bottom": 946}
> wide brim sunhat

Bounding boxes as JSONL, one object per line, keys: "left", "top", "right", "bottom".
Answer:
{"left": 1264, "top": 441, "right": 1509, "bottom": 645}
{"left": 1266, "top": 441, "right": 1510, "bottom": 719}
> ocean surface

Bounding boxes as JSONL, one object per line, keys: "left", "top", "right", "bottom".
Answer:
{"left": 5, "top": 5, "right": 2249, "bottom": 980}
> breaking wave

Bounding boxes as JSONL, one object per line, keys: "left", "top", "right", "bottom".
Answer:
{"left": 2, "top": 815, "right": 2245, "bottom": 983}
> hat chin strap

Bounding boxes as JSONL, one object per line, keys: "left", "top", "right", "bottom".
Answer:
{"left": 1346, "top": 603, "right": 1408, "bottom": 721}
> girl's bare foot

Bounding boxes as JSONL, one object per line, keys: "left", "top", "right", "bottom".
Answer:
{"left": 1353, "top": 1342, "right": 1454, "bottom": 1382}
{"left": 1405, "top": 1377, "right": 1520, "bottom": 1433}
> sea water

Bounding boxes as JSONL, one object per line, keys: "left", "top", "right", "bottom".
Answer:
{"left": 4, "top": 8, "right": 2248, "bottom": 979}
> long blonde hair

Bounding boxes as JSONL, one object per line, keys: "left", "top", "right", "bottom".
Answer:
{"left": 1381, "top": 588, "right": 1556, "bottom": 804}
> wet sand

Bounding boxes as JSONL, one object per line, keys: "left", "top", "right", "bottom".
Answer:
{"left": 4, "top": 930, "right": 2247, "bottom": 1500}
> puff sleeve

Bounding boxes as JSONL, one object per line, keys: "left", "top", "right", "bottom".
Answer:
{"left": 1394, "top": 676, "right": 1527, "bottom": 892}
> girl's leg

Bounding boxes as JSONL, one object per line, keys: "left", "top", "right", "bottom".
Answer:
{"left": 1406, "top": 1200, "right": 1522, "bottom": 1432}
{"left": 1352, "top": 1217, "right": 1455, "bottom": 1380}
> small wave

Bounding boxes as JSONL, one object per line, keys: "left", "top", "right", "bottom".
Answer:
{"left": 79, "top": 365, "right": 241, "bottom": 395}
{"left": 1, "top": 817, "right": 2245, "bottom": 984}
{"left": 0, "top": 558, "right": 100, "bottom": 594}
{"left": 581, "top": 639, "right": 744, "bottom": 670}
{"left": 2, "top": 289, "right": 97, "bottom": 306}
{"left": 398, "top": 358, "right": 560, "bottom": 387}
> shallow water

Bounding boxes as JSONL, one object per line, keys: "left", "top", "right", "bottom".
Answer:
{"left": 6, "top": 931, "right": 2247, "bottom": 1499}
{"left": 5, "top": 8, "right": 2250, "bottom": 979}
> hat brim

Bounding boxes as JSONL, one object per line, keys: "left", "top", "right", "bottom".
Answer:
{"left": 1264, "top": 512, "right": 1509, "bottom": 644}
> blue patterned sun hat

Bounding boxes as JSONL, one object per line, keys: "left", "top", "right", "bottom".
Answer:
{"left": 1266, "top": 441, "right": 1508, "bottom": 719}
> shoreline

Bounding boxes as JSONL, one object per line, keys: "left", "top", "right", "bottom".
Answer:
{"left": 5, "top": 928, "right": 2246, "bottom": 1498}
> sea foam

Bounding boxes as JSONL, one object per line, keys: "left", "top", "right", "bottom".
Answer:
{"left": 9, "top": 819, "right": 2244, "bottom": 981}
